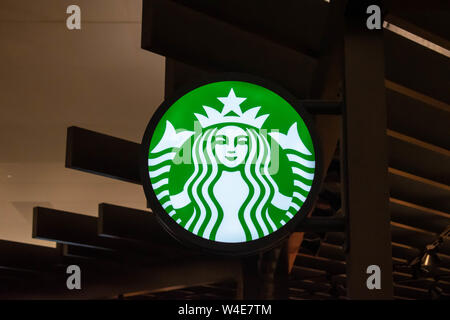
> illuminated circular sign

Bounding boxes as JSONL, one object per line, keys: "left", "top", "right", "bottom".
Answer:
{"left": 141, "top": 74, "right": 321, "bottom": 255}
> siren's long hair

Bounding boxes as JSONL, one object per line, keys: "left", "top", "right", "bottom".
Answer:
{"left": 183, "top": 126, "right": 278, "bottom": 241}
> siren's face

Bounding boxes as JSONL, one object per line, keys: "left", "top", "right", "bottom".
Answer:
{"left": 214, "top": 126, "right": 248, "bottom": 168}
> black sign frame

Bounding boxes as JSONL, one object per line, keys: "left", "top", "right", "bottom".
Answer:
{"left": 140, "top": 73, "right": 323, "bottom": 256}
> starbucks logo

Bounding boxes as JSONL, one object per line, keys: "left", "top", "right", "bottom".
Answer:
{"left": 141, "top": 75, "right": 320, "bottom": 254}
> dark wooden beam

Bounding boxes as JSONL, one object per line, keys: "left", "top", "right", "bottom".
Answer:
{"left": 33, "top": 206, "right": 116, "bottom": 251}
{"left": 3, "top": 254, "right": 241, "bottom": 299}
{"left": 295, "top": 217, "right": 345, "bottom": 233}
{"left": 166, "top": 58, "right": 343, "bottom": 114}
{"left": 164, "top": 58, "right": 209, "bottom": 99}
{"left": 66, "top": 126, "right": 141, "bottom": 184}
{"left": 342, "top": 0, "right": 394, "bottom": 299}
{"left": 289, "top": 280, "right": 334, "bottom": 295}
{"left": 170, "top": 0, "right": 331, "bottom": 56}
{"left": 384, "top": 29, "right": 450, "bottom": 104}
{"left": 386, "top": 82, "right": 450, "bottom": 150}
{"left": 291, "top": 265, "right": 347, "bottom": 285}
{"left": 99, "top": 203, "right": 174, "bottom": 245}
{"left": 0, "top": 240, "right": 60, "bottom": 273}
{"left": 295, "top": 253, "right": 346, "bottom": 276}
{"left": 60, "top": 243, "right": 167, "bottom": 268}
{"left": 384, "top": 14, "right": 450, "bottom": 52}
{"left": 385, "top": 0, "right": 450, "bottom": 49}
{"left": 390, "top": 198, "right": 450, "bottom": 235}
{"left": 387, "top": 130, "right": 450, "bottom": 185}
{"left": 391, "top": 222, "right": 440, "bottom": 253}
{"left": 142, "top": 0, "right": 317, "bottom": 98}
{"left": 34, "top": 206, "right": 202, "bottom": 261}
{"left": 393, "top": 284, "right": 430, "bottom": 300}
{"left": 98, "top": 203, "right": 198, "bottom": 259}
{"left": 389, "top": 168, "right": 450, "bottom": 213}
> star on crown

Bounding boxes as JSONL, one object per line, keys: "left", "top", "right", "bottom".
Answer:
{"left": 194, "top": 89, "right": 269, "bottom": 129}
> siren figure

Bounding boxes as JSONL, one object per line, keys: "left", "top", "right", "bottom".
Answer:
{"left": 148, "top": 88, "right": 315, "bottom": 243}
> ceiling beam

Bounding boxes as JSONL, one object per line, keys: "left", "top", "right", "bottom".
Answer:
{"left": 141, "top": 0, "right": 317, "bottom": 98}
{"left": 66, "top": 126, "right": 141, "bottom": 184}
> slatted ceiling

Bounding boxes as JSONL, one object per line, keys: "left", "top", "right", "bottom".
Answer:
{"left": 290, "top": 279, "right": 346, "bottom": 293}
{"left": 438, "top": 253, "right": 450, "bottom": 270}
{"left": 388, "top": 168, "right": 450, "bottom": 213}
{"left": 395, "top": 273, "right": 450, "bottom": 292}
{"left": 392, "top": 256, "right": 408, "bottom": 265}
{"left": 383, "top": 17, "right": 450, "bottom": 299}
{"left": 397, "top": 274, "right": 450, "bottom": 295}
{"left": 290, "top": 279, "right": 332, "bottom": 293}
{"left": 301, "top": 242, "right": 450, "bottom": 290}
{"left": 183, "top": 284, "right": 235, "bottom": 297}
{"left": 387, "top": 130, "right": 450, "bottom": 185}
{"left": 395, "top": 296, "right": 415, "bottom": 300}
{"left": 393, "top": 271, "right": 413, "bottom": 282}
{"left": 130, "top": 281, "right": 239, "bottom": 300}
{"left": 295, "top": 253, "right": 346, "bottom": 275}
{"left": 291, "top": 265, "right": 326, "bottom": 279}
{"left": 392, "top": 242, "right": 421, "bottom": 261}
{"left": 318, "top": 242, "right": 345, "bottom": 261}
{"left": 291, "top": 259, "right": 346, "bottom": 282}
{"left": 394, "top": 284, "right": 432, "bottom": 300}
{"left": 384, "top": 44, "right": 448, "bottom": 286}
{"left": 290, "top": 259, "right": 348, "bottom": 299}
{"left": 318, "top": 242, "right": 428, "bottom": 274}
{"left": 384, "top": 29, "right": 450, "bottom": 104}
{"left": 142, "top": 0, "right": 317, "bottom": 98}
{"left": 391, "top": 273, "right": 442, "bottom": 293}
{"left": 289, "top": 288, "right": 334, "bottom": 300}
{"left": 439, "top": 267, "right": 450, "bottom": 279}
{"left": 389, "top": 198, "right": 450, "bottom": 234}
{"left": 385, "top": 85, "right": 450, "bottom": 149}
{"left": 292, "top": 253, "right": 450, "bottom": 298}
{"left": 298, "top": 250, "right": 443, "bottom": 281}
{"left": 171, "top": 0, "right": 331, "bottom": 56}
{"left": 390, "top": 11, "right": 450, "bottom": 46}
{"left": 396, "top": 242, "right": 450, "bottom": 271}
{"left": 126, "top": 285, "right": 236, "bottom": 300}
{"left": 202, "top": 283, "right": 238, "bottom": 296}
{"left": 391, "top": 222, "right": 438, "bottom": 250}
{"left": 296, "top": 158, "right": 449, "bottom": 299}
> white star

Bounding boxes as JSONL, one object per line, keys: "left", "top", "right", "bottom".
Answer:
{"left": 217, "top": 88, "right": 246, "bottom": 116}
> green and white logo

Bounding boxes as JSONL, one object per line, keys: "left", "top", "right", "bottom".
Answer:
{"left": 145, "top": 80, "right": 316, "bottom": 244}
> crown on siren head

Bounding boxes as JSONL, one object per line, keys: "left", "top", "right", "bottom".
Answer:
{"left": 194, "top": 88, "right": 269, "bottom": 129}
